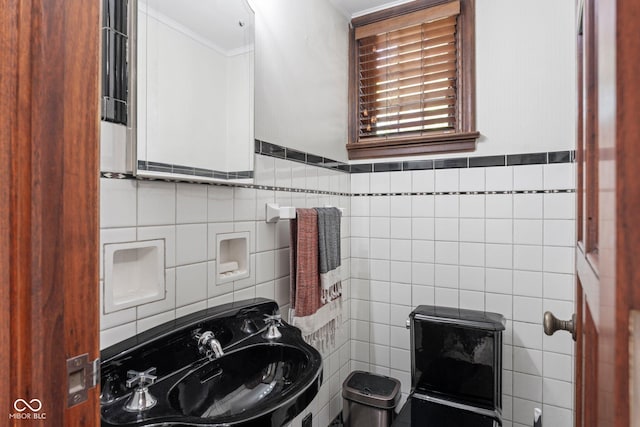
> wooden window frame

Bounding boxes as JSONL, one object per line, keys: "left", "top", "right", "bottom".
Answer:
{"left": 347, "top": 0, "right": 478, "bottom": 160}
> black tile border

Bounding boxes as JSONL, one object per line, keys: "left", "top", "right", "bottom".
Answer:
{"left": 306, "top": 153, "right": 324, "bottom": 166}
{"left": 350, "top": 164, "right": 372, "bottom": 174}
{"left": 260, "top": 141, "right": 286, "bottom": 158}
{"left": 403, "top": 159, "right": 433, "bottom": 171}
{"left": 103, "top": 143, "right": 576, "bottom": 198}
{"left": 434, "top": 158, "right": 468, "bottom": 169}
{"left": 137, "top": 160, "right": 253, "bottom": 181}
{"left": 373, "top": 162, "right": 402, "bottom": 172}
{"left": 255, "top": 139, "right": 351, "bottom": 173}
{"left": 507, "top": 152, "right": 548, "bottom": 166}
{"left": 469, "top": 155, "right": 505, "bottom": 168}
{"left": 286, "top": 148, "right": 306, "bottom": 163}
{"left": 254, "top": 140, "right": 575, "bottom": 174}
{"left": 137, "top": 141, "right": 574, "bottom": 180}
{"left": 549, "top": 151, "right": 572, "bottom": 164}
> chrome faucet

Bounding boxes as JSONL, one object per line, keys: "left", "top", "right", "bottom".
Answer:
{"left": 124, "top": 367, "right": 157, "bottom": 412}
{"left": 195, "top": 331, "right": 224, "bottom": 359}
{"left": 263, "top": 313, "right": 283, "bottom": 340}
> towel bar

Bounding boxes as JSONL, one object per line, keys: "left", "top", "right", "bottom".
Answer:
{"left": 265, "top": 203, "right": 344, "bottom": 223}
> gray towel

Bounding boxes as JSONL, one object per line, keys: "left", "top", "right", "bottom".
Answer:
{"left": 315, "top": 207, "right": 342, "bottom": 298}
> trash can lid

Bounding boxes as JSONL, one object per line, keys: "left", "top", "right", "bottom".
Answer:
{"left": 342, "top": 371, "right": 401, "bottom": 409}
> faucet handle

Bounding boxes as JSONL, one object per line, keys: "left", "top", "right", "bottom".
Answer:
{"left": 264, "top": 313, "right": 282, "bottom": 325}
{"left": 263, "top": 314, "right": 283, "bottom": 340}
{"left": 124, "top": 368, "right": 158, "bottom": 412}
{"left": 126, "top": 367, "right": 157, "bottom": 389}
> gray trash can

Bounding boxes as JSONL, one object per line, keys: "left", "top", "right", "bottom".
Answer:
{"left": 342, "top": 371, "right": 401, "bottom": 427}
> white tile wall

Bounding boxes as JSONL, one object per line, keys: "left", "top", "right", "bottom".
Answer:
{"left": 100, "top": 178, "right": 137, "bottom": 228}
{"left": 486, "top": 166, "right": 514, "bottom": 191}
{"left": 514, "top": 165, "right": 543, "bottom": 191}
{"left": 349, "top": 165, "right": 575, "bottom": 427}
{"left": 100, "top": 155, "right": 351, "bottom": 426}
{"left": 176, "top": 183, "right": 207, "bottom": 223}
{"left": 137, "top": 181, "right": 176, "bottom": 226}
{"left": 459, "top": 168, "right": 485, "bottom": 192}
{"left": 390, "top": 171, "right": 411, "bottom": 193}
{"left": 100, "top": 155, "right": 575, "bottom": 427}
{"left": 435, "top": 169, "right": 459, "bottom": 192}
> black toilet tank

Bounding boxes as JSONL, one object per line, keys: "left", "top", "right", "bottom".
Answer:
{"left": 409, "top": 305, "right": 506, "bottom": 412}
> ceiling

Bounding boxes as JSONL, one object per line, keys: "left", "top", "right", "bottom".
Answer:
{"left": 139, "top": 0, "right": 415, "bottom": 53}
{"left": 141, "top": 0, "right": 254, "bottom": 54}
{"left": 328, "top": 0, "right": 414, "bottom": 18}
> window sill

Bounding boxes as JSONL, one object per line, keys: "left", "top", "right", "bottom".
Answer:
{"left": 346, "top": 131, "right": 480, "bottom": 160}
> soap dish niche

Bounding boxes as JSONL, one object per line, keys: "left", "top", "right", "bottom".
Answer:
{"left": 104, "top": 240, "right": 165, "bottom": 313}
{"left": 216, "top": 232, "right": 250, "bottom": 284}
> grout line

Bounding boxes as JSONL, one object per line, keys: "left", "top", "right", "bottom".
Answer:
{"left": 510, "top": 166, "right": 517, "bottom": 403}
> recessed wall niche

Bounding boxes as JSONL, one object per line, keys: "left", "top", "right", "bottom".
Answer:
{"left": 216, "top": 232, "right": 250, "bottom": 284}
{"left": 104, "top": 240, "right": 165, "bottom": 313}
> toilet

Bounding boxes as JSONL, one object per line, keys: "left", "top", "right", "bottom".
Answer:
{"left": 393, "top": 305, "right": 505, "bottom": 427}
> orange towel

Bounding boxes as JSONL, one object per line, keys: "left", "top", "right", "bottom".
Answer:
{"left": 289, "top": 208, "right": 321, "bottom": 317}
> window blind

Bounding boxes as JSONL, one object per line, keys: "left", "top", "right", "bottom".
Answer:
{"left": 355, "top": 1, "right": 461, "bottom": 141}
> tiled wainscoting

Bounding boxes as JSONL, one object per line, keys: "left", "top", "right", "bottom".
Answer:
{"left": 100, "top": 148, "right": 575, "bottom": 427}
{"left": 100, "top": 158, "right": 351, "bottom": 427}
{"left": 349, "top": 161, "right": 575, "bottom": 427}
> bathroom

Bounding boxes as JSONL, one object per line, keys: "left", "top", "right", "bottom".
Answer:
{"left": 3, "top": 0, "right": 638, "bottom": 426}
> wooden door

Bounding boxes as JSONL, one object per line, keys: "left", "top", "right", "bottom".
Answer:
{"left": 0, "top": 0, "right": 100, "bottom": 425}
{"left": 573, "top": 0, "right": 640, "bottom": 426}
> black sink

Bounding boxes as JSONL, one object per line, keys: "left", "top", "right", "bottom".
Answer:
{"left": 100, "top": 299, "right": 323, "bottom": 427}
{"left": 169, "top": 343, "right": 311, "bottom": 420}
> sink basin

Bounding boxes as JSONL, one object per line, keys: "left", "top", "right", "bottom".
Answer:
{"left": 169, "top": 343, "right": 311, "bottom": 421}
{"left": 100, "top": 299, "right": 323, "bottom": 427}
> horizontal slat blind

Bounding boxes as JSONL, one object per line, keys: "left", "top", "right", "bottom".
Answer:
{"left": 357, "top": 3, "right": 460, "bottom": 140}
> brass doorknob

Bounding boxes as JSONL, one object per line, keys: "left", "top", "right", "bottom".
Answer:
{"left": 543, "top": 311, "right": 576, "bottom": 341}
